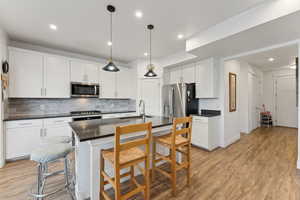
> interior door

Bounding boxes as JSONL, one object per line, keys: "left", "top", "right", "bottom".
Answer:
{"left": 275, "top": 75, "right": 297, "bottom": 128}
{"left": 248, "top": 73, "right": 261, "bottom": 132}
{"left": 140, "top": 79, "right": 161, "bottom": 116}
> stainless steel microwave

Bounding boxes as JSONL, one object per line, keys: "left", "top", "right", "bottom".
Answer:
{"left": 71, "top": 82, "right": 99, "bottom": 98}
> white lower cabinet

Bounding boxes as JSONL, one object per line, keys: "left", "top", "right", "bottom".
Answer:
{"left": 191, "top": 116, "right": 220, "bottom": 151}
{"left": 5, "top": 117, "right": 72, "bottom": 160}
{"left": 43, "top": 117, "right": 72, "bottom": 138}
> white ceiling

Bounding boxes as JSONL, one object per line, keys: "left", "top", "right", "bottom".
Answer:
{"left": 239, "top": 45, "right": 298, "bottom": 71}
{"left": 0, "top": 0, "right": 267, "bottom": 63}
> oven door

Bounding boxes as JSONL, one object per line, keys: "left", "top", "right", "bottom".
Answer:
{"left": 71, "top": 83, "right": 99, "bottom": 97}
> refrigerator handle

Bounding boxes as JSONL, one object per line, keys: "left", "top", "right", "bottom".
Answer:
{"left": 177, "top": 83, "right": 185, "bottom": 117}
{"left": 170, "top": 87, "right": 174, "bottom": 118}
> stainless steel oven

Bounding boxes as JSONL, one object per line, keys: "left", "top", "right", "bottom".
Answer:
{"left": 71, "top": 82, "right": 99, "bottom": 98}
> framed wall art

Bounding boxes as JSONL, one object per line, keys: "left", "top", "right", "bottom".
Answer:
{"left": 229, "top": 72, "right": 237, "bottom": 112}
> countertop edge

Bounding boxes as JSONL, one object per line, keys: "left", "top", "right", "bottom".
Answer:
{"left": 4, "top": 111, "right": 137, "bottom": 121}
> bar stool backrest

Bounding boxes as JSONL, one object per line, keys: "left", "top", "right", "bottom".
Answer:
{"left": 114, "top": 122, "right": 152, "bottom": 167}
{"left": 171, "top": 116, "right": 193, "bottom": 145}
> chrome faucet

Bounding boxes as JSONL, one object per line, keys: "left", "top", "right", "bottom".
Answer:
{"left": 139, "top": 100, "right": 146, "bottom": 120}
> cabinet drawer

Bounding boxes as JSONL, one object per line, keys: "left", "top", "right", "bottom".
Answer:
{"left": 5, "top": 119, "right": 43, "bottom": 129}
{"left": 192, "top": 117, "right": 208, "bottom": 123}
{"left": 43, "top": 117, "right": 72, "bottom": 126}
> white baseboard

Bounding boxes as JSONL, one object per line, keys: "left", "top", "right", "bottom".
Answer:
{"left": 221, "top": 134, "right": 240, "bottom": 148}
{"left": 0, "top": 160, "right": 5, "bottom": 168}
{"left": 297, "top": 160, "right": 300, "bottom": 169}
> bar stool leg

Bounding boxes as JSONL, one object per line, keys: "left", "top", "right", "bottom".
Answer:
{"left": 145, "top": 157, "right": 150, "bottom": 200}
{"left": 171, "top": 148, "right": 177, "bottom": 196}
{"left": 114, "top": 169, "right": 121, "bottom": 200}
{"left": 99, "top": 153, "right": 104, "bottom": 199}
{"left": 36, "top": 164, "right": 43, "bottom": 200}
{"left": 64, "top": 157, "right": 74, "bottom": 200}
{"left": 187, "top": 144, "right": 191, "bottom": 186}
{"left": 151, "top": 141, "right": 156, "bottom": 181}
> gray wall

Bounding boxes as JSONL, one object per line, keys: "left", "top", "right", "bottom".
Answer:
{"left": 5, "top": 98, "right": 136, "bottom": 116}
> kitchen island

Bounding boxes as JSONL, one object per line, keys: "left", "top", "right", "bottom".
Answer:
{"left": 70, "top": 116, "right": 173, "bottom": 200}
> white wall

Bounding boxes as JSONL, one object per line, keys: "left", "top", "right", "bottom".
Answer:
{"left": 222, "top": 60, "right": 241, "bottom": 147}
{"left": 0, "top": 28, "right": 8, "bottom": 168}
{"left": 298, "top": 42, "right": 300, "bottom": 169}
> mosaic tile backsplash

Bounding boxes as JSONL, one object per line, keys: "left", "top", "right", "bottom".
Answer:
{"left": 5, "top": 98, "right": 136, "bottom": 116}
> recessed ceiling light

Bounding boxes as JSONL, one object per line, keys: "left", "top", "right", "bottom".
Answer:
{"left": 144, "top": 52, "right": 148, "bottom": 56}
{"left": 268, "top": 57, "right": 275, "bottom": 62}
{"left": 177, "top": 34, "right": 184, "bottom": 39}
{"left": 135, "top": 10, "right": 143, "bottom": 18}
{"left": 107, "top": 41, "right": 112, "bottom": 46}
{"left": 49, "top": 24, "right": 57, "bottom": 30}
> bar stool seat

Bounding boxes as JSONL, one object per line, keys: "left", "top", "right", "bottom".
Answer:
{"left": 102, "top": 147, "right": 146, "bottom": 166}
{"left": 156, "top": 134, "right": 189, "bottom": 147}
{"left": 31, "top": 143, "right": 73, "bottom": 164}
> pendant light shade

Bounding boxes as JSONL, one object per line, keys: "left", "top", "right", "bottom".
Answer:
{"left": 144, "top": 24, "right": 157, "bottom": 77}
{"left": 103, "top": 5, "right": 119, "bottom": 72}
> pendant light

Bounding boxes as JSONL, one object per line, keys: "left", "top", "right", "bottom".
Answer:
{"left": 144, "top": 24, "right": 157, "bottom": 77}
{"left": 103, "top": 5, "right": 119, "bottom": 72}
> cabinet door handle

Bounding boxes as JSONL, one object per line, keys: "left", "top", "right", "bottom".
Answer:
{"left": 54, "top": 120, "right": 65, "bottom": 123}
{"left": 44, "top": 88, "right": 47, "bottom": 96}
{"left": 44, "top": 128, "right": 47, "bottom": 137}
{"left": 40, "top": 129, "right": 43, "bottom": 137}
{"left": 19, "top": 123, "right": 33, "bottom": 126}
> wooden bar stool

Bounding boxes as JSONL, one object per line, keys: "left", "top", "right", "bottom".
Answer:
{"left": 100, "top": 122, "right": 152, "bottom": 200}
{"left": 152, "top": 116, "right": 192, "bottom": 196}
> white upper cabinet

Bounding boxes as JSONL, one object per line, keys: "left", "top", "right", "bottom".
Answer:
{"left": 116, "top": 67, "right": 135, "bottom": 99}
{"left": 169, "top": 68, "right": 182, "bottom": 84}
{"left": 44, "top": 56, "right": 70, "bottom": 98}
{"left": 195, "top": 58, "right": 218, "bottom": 98}
{"left": 9, "top": 49, "right": 44, "bottom": 98}
{"left": 70, "top": 60, "right": 99, "bottom": 84}
{"left": 100, "top": 66, "right": 136, "bottom": 99}
{"left": 99, "top": 70, "right": 116, "bottom": 98}
{"left": 70, "top": 60, "right": 85, "bottom": 82}
{"left": 9, "top": 48, "right": 70, "bottom": 98}
{"left": 85, "top": 63, "right": 99, "bottom": 84}
{"left": 168, "top": 64, "right": 196, "bottom": 84}
{"left": 182, "top": 64, "right": 195, "bottom": 83}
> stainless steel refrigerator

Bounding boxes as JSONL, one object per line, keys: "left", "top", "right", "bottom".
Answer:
{"left": 162, "top": 83, "right": 199, "bottom": 118}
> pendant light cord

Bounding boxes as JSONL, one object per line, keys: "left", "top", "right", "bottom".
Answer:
{"left": 110, "top": 12, "right": 113, "bottom": 60}
{"left": 149, "top": 28, "right": 152, "bottom": 65}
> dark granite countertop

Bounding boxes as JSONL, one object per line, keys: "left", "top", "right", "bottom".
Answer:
{"left": 195, "top": 109, "right": 221, "bottom": 117}
{"left": 3, "top": 111, "right": 136, "bottom": 121}
{"left": 69, "top": 116, "right": 173, "bottom": 142}
{"left": 3, "top": 113, "right": 73, "bottom": 121}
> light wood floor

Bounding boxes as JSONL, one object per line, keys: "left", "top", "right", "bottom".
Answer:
{"left": 1, "top": 127, "right": 300, "bottom": 200}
